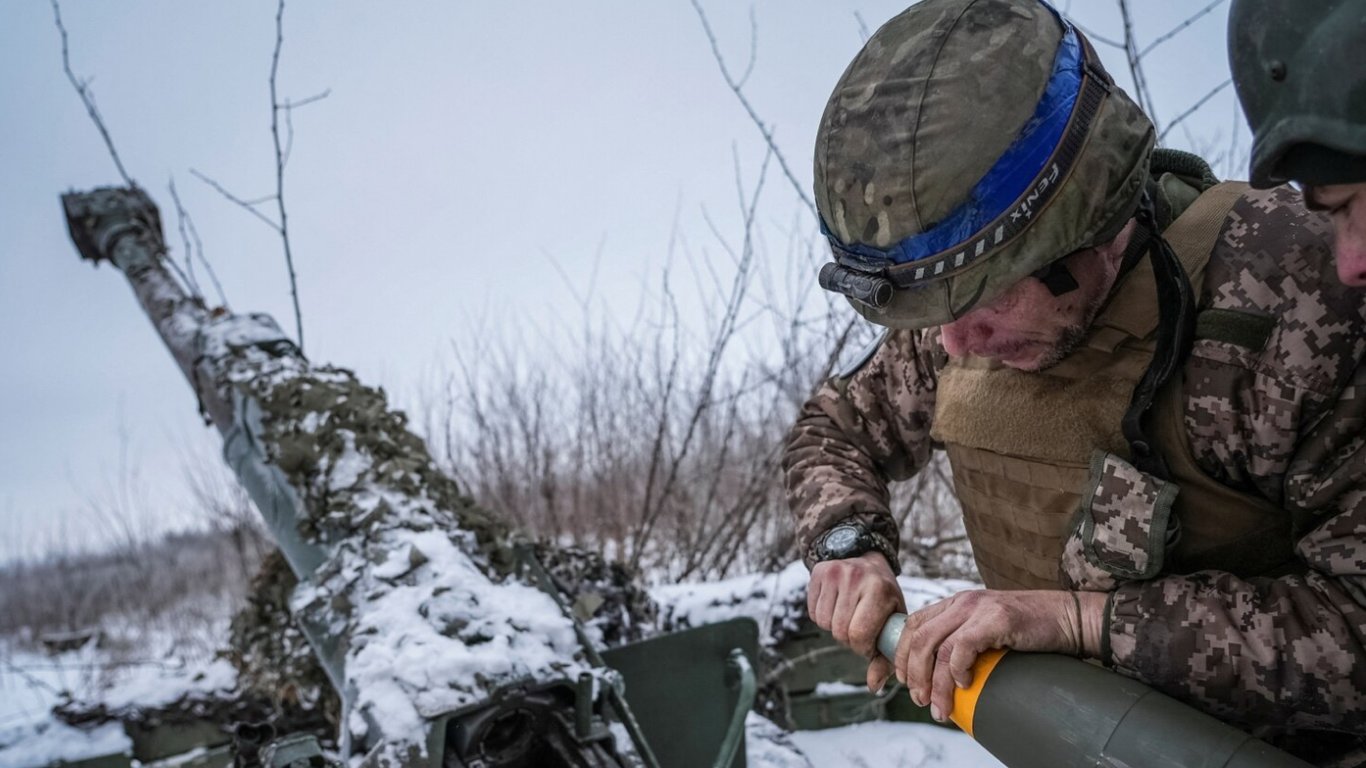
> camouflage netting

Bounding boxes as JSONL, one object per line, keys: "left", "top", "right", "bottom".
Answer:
{"left": 53, "top": 671, "right": 334, "bottom": 754}
{"left": 61, "top": 188, "right": 659, "bottom": 764}
{"left": 247, "top": 366, "right": 512, "bottom": 566}
{"left": 226, "top": 544, "right": 659, "bottom": 721}
{"left": 530, "top": 542, "right": 659, "bottom": 648}
{"left": 236, "top": 359, "right": 659, "bottom": 641}
{"left": 226, "top": 550, "right": 341, "bottom": 732}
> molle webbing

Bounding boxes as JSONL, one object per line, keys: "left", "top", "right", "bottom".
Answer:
{"left": 932, "top": 182, "right": 1287, "bottom": 590}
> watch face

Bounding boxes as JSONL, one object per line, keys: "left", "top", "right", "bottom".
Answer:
{"left": 824, "top": 526, "right": 860, "bottom": 557}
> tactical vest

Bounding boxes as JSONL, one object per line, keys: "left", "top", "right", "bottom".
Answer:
{"left": 930, "top": 182, "right": 1297, "bottom": 590}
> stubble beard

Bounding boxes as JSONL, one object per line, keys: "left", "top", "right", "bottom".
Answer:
{"left": 1017, "top": 289, "right": 1111, "bottom": 372}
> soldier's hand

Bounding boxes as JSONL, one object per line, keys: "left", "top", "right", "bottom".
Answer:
{"left": 891, "top": 589, "right": 1105, "bottom": 723}
{"left": 807, "top": 551, "right": 906, "bottom": 693}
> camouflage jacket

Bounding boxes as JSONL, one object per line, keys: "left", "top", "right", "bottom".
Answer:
{"left": 784, "top": 185, "right": 1366, "bottom": 745}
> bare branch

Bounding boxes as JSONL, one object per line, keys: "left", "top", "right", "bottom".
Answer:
{"left": 540, "top": 246, "right": 595, "bottom": 312}
{"left": 629, "top": 146, "right": 773, "bottom": 567}
{"left": 1117, "top": 0, "right": 1163, "bottom": 135}
{"left": 283, "top": 89, "right": 331, "bottom": 110}
{"left": 1139, "top": 0, "right": 1225, "bottom": 59}
{"left": 690, "top": 0, "right": 818, "bottom": 219}
{"left": 1158, "top": 79, "right": 1233, "bottom": 143}
{"left": 854, "top": 11, "right": 871, "bottom": 43}
{"left": 736, "top": 6, "right": 758, "bottom": 89}
{"left": 281, "top": 88, "right": 331, "bottom": 169}
{"left": 51, "top": 0, "right": 134, "bottom": 186}
{"left": 270, "top": 0, "right": 307, "bottom": 352}
{"left": 167, "top": 179, "right": 204, "bottom": 299}
{"left": 189, "top": 168, "right": 282, "bottom": 233}
{"left": 168, "top": 178, "right": 230, "bottom": 309}
{"left": 1065, "top": 16, "right": 1126, "bottom": 50}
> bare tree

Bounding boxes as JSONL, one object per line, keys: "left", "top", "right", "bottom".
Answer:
{"left": 188, "top": 0, "right": 328, "bottom": 351}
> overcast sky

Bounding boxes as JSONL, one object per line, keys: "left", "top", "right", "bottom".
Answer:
{"left": 0, "top": 0, "right": 1243, "bottom": 561}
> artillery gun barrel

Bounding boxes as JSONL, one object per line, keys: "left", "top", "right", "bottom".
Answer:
{"left": 60, "top": 187, "right": 633, "bottom": 768}
{"left": 877, "top": 613, "right": 1311, "bottom": 768}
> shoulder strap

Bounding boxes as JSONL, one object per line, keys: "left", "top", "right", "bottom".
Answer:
{"left": 1092, "top": 181, "right": 1249, "bottom": 345}
{"left": 1159, "top": 181, "right": 1249, "bottom": 296}
{"left": 1122, "top": 181, "right": 1247, "bottom": 479}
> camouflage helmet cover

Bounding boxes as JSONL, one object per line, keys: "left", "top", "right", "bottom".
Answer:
{"left": 814, "top": 0, "right": 1155, "bottom": 329}
{"left": 1229, "top": 0, "right": 1366, "bottom": 188}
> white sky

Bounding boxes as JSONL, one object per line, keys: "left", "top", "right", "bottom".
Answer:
{"left": 0, "top": 0, "right": 1245, "bottom": 561}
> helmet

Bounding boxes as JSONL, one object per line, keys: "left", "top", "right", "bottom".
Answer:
{"left": 1229, "top": 0, "right": 1366, "bottom": 189}
{"left": 814, "top": 0, "right": 1154, "bottom": 329}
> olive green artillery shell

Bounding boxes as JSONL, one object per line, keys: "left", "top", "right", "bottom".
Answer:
{"left": 814, "top": 0, "right": 1155, "bottom": 330}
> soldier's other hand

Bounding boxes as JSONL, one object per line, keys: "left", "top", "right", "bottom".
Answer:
{"left": 892, "top": 589, "right": 1105, "bottom": 724}
{"left": 807, "top": 551, "right": 906, "bottom": 691}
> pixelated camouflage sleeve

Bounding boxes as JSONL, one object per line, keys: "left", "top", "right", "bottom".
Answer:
{"left": 1106, "top": 186, "right": 1366, "bottom": 736}
{"left": 783, "top": 328, "right": 945, "bottom": 571}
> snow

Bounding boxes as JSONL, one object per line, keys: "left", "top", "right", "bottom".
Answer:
{"left": 745, "top": 712, "right": 814, "bottom": 768}
{"left": 1, "top": 556, "right": 999, "bottom": 768}
{"left": 813, "top": 681, "right": 867, "bottom": 697}
{"left": 203, "top": 358, "right": 606, "bottom": 765}
{"left": 335, "top": 528, "right": 586, "bottom": 723}
{"left": 787, "top": 721, "right": 1006, "bottom": 768}
{"left": 0, "top": 722, "right": 130, "bottom": 768}
{"left": 197, "top": 312, "right": 294, "bottom": 362}
{"left": 96, "top": 657, "right": 237, "bottom": 712}
{"left": 0, "top": 602, "right": 234, "bottom": 768}
{"left": 745, "top": 714, "right": 1006, "bottom": 768}
{"left": 653, "top": 561, "right": 810, "bottom": 642}
{"left": 652, "top": 560, "right": 981, "bottom": 645}
{"left": 320, "top": 432, "right": 368, "bottom": 493}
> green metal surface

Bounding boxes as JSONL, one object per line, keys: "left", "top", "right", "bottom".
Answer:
{"left": 771, "top": 621, "right": 868, "bottom": 694}
{"left": 260, "top": 734, "right": 332, "bottom": 768}
{"left": 144, "top": 744, "right": 232, "bottom": 768}
{"left": 785, "top": 691, "right": 885, "bottom": 731}
{"left": 49, "top": 752, "right": 133, "bottom": 768}
{"left": 711, "top": 650, "right": 756, "bottom": 768}
{"left": 775, "top": 616, "right": 939, "bottom": 731}
{"left": 601, "top": 618, "right": 759, "bottom": 768}
{"left": 125, "top": 721, "right": 230, "bottom": 764}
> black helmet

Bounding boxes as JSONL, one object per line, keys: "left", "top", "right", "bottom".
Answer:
{"left": 1229, "top": 0, "right": 1366, "bottom": 188}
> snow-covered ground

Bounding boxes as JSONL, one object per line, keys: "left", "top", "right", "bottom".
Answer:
{"left": 0, "top": 564, "right": 1005, "bottom": 768}
{"left": 0, "top": 617, "right": 238, "bottom": 768}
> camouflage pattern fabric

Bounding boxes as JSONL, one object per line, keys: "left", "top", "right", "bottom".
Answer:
{"left": 814, "top": 0, "right": 1154, "bottom": 330}
{"left": 784, "top": 184, "right": 1366, "bottom": 751}
{"left": 1061, "top": 451, "right": 1179, "bottom": 590}
{"left": 786, "top": 325, "right": 946, "bottom": 572}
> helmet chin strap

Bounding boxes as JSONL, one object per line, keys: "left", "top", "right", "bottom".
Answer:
{"left": 1120, "top": 189, "right": 1198, "bottom": 481}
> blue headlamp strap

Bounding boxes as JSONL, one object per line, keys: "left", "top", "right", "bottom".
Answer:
{"left": 821, "top": 4, "right": 1112, "bottom": 290}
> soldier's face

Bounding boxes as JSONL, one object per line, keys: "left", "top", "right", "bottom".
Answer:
{"left": 1305, "top": 182, "right": 1366, "bottom": 287}
{"left": 940, "top": 220, "right": 1135, "bottom": 371}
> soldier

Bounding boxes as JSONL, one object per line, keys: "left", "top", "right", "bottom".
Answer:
{"left": 1228, "top": 0, "right": 1366, "bottom": 285}
{"left": 785, "top": 0, "right": 1366, "bottom": 760}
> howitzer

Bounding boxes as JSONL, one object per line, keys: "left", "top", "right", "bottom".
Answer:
{"left": 59, "top": 186, "right": 758, "bottom": 768}
{"left": 877, "top": 613, "right": 1312, "bottom": 768}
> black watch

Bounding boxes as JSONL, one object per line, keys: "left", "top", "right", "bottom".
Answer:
{"left": 811, "top": 522, "right": 897, "bottom": 570}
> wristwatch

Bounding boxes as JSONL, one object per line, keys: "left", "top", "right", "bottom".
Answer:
{"left": 811, "top": 521, "right": 898, "bottom": 571}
